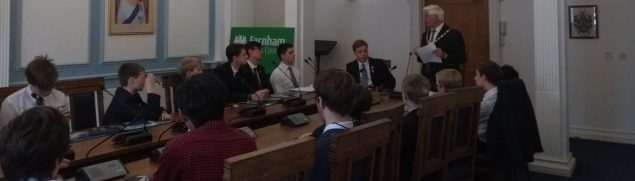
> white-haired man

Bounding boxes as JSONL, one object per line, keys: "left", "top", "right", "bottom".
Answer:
{"left": 415, "top": 4, "right": 467, "bottom": 91}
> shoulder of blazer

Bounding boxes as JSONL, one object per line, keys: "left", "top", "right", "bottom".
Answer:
{"left": 346, "top": 60, "right": 359, "bottom": 71}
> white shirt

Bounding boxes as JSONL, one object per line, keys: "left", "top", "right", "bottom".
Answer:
{"left": 478, "top": 87, "right": 498, "bottom": 142}
{"left": 323, "top": 121, "right": 354, "bottom": 134}
{"left": 0, "top": 85, "right": 68, "bottom": 129}
{"left": 270, "top": 63, "right": 301, "bottom": 94}
{"left": 428, "top": 23, "right": 445, "bottom": 43}
{"left": 247, "top": 60, "right": 258, "bottom": 71}
{"left": 230, "top": 64, "right": 240, "bottom": 75}
{"left": 357, "top": 61, "right": 373, "bottom": 86}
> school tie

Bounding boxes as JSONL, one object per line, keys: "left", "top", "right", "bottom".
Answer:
{"left": 288, "top": 67, "right": 300, "bottom": 88}
{"left": 31, "top": 93, "right": 44, "bottom": 106}
{"left": 360, "top": 64, "right": 369, "bottom": 88}
{"left": 254, "top": 68, "right": 262, "bottom": 89}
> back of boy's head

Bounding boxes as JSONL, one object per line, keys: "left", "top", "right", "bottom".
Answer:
{"left": 225, "top": 43, "right": 245, "bottom": 63}
{"left": 402, "top": 74, "right": 431, "bottom": 101}
{"left": 179, "top": 57, "right": 202, "bottom": 78}
{"left": 435, "top": 69, "right": 463, "bottom": 89}
{"left": 477, "top": 61, "right": 502, "bottom": 85}
{"left": 25, "top": 55, "right": 59, "bottom": 90}
{"left": 351, "top": 85, "right": 373, "bottom": 120}
{"left": 501, "top": 64, "right": 519, "bottom": 80}
{"left": 118, "top": 62, "right": 145, "bottom": 87}
{"left": 175, "top": 73, "right": 227, "bottom": 127}
{"left": 276, "top": 43, "right": 293, "bottom": 59}
{"left": 0, "top": 106, "right": 69, "bottom": 180}
{"left": 314, "top": 69, "right": 358, "bottom": 116}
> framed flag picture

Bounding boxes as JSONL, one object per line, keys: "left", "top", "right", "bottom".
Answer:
{"left": 109, "top": 0, "right": 156, "bottom": 35}
{"left": 569, "top": 5, "right": 599, "bottom": 39}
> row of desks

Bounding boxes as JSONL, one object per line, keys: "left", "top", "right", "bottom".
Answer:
{"left": 123, "top": 96, "right": 403, "bottom": 178}
{"left": 0, "top": 94, "right": 403, "bottom": 180}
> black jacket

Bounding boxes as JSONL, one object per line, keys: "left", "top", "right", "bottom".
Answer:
{"left": 103, "top": 87, "right": 162, "bottom": 125}
{"left": 238, "top": 63, "right": 272, "bottom": 92}
{"left": 418, "top": 24, "right": 467, "bottom": 90}
{"left": 214, "top": 63, "right": 251, "bottom": 102}
{"left": 346, "top": 58, "right": 396, "bottom": 90}
{"left": 486, "top": 79, "right": 543, "bottom": 168}
{"left": 399, "top": 108, "right": 418, "bottom": 181}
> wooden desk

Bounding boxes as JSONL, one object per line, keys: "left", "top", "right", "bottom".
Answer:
{"left": 124, "top": 113, "right": 324, "bottom": 178}
{"left": 67, "top": 94, "right": 318, "bottom": 169}
{"left": 1, "top": 96, "right": 401, "bottom": 179}
{"left": 122, "top": 98, "right": 404, "bottom": 177}
{"left": 226, "top": 94, "right": 318, "bottom": 129}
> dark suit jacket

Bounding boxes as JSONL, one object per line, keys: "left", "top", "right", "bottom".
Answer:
{"left": 103, "top": 87, "right": 162, "bottom": 125}
{"left": 418, "top": 24, "right": 467, "bottom": 90}
{"left": 213, "top": 63, "right": 251, "bottom": 102}
{"left": 486, "top": 79, "right": 543, "bottom": 168}
{"left": 400, "top": 108, "right": 418, "bottom": 181}
{"left": 346, "top": 58, "right": 396, "bottom": 90}
{"left": 238, "top": 63, "right": 272, "bottom": 92}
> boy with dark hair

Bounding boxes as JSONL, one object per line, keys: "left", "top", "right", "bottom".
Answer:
{"left": 346, "top": 39, "right": 396, "bottom": 90}
{"left": 103, "top": 62, "right": 170, "bottom": 125}
{"left": 270, "top": 43, "right": 301, "bottom": 93}
{"left": 474, "top": 61, "right": 502, "bottom": 143}
{"left": 309, "top": 68, "right": 361, "bottom": 181}
{"left": 152, "top": 73, "right": 257, "bottom": 180}
{"left": 214, "top": 43, "right": 269, "bottom": 102}
{"left": 239, "top": 41, "right": 272, "bottom": 92}
{"left": 0, "top": 55, "right": 70, "bottom": 129}
{"left": 0, "top": 106, "right": 70, "bottom": 180}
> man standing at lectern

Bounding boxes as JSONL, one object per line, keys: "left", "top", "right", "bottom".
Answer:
{"left": 415, "top": 4, "right": 466, "bottom": 91}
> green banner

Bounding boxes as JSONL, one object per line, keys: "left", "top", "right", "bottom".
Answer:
{"left": 230, "top": 27, "right": 295, "bottom": 74}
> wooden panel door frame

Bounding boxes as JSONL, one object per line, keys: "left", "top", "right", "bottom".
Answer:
{"left": 420, "top": 0, "right": 501, "bottom": 86}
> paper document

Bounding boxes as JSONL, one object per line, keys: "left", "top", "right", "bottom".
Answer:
{"left": 416, "top": 44, "right": 442, "bottom": 64}
{"left": 289, "top": 85, "right": 314, "bottom": 93}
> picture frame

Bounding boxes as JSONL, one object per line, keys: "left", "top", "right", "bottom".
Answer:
{"left": 569, "top": 5, "right": 598, "bottom": 39}
{"left": 109, "top": 0, "right": 156, "bottom": 35}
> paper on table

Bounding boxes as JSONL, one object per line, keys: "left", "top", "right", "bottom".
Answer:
{"left": 416, "top": 43, "right": 442, "bottom": 64}
{"left": 289, "top": 85, "right": 314, "bottom": 93}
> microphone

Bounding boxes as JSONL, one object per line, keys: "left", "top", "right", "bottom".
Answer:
{"left": 85, "top": 87, "right": 152, "bottom": 158}
{"left": 405, "top": 52, "right": 413, "bottom": 77}
{"left": 271, "top": 61, "right": 306, "bottom": 107}
{"left": 304, "top": 58, "right": 316, "bottom": 72}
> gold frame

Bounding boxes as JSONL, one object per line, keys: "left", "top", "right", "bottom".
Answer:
{"left": 108, "top": 0, "right": 156, "bottom": 35}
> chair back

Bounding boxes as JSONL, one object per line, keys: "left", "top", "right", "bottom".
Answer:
{"left": 224, "top": 137, "right": 315, "bottom": 181}
{"left": 160, "top": 73, "right": 183, "bottom": 113}
{"left": 56, "top": 77, "right": 105, "bottom": 131}
{"left": 412, "top": 93, "right": 456, "bottom": 180}
{"left": 446, "top": 87, "right": 483, "bottom": 161}
{"left": 329, "top": 118, "right": 395, "bottom": 181}
{"left": 360, "top": 101, "right": 404, "bottom": 180}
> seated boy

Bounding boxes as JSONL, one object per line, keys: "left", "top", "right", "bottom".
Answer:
{"left": 103, "top": 62, "right": 170, "bottom": 125}
{"left": 0, "top": 106, "right": 71, "bottom": 180}
{"left": 0, "top": 55, "right": 70, "bottom": 129}
{"left": 431, "top": 68, "right": 462, "bottom": 95}
{"left": 399, "top": 74, "right": 431, "bottom": 180}
{"left": 152, "top": 73, "right": 257, "bottom": 180}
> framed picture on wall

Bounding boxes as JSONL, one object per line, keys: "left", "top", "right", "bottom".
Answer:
{"left": 109, "top": 0, "right": 155, "bottom": 35}
{"left": 569, "top": 5, "right": 598, "bottom": 39}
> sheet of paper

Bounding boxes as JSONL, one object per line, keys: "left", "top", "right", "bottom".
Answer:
{"left": 416, "top": 44, "right": 442, "bottom": 64}
{"left": 289, "top": 85, "right": 314, "bottom": 93}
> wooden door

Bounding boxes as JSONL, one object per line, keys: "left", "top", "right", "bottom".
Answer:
{"left": 424, "top": 0, "right": 489, "bottom": 86}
